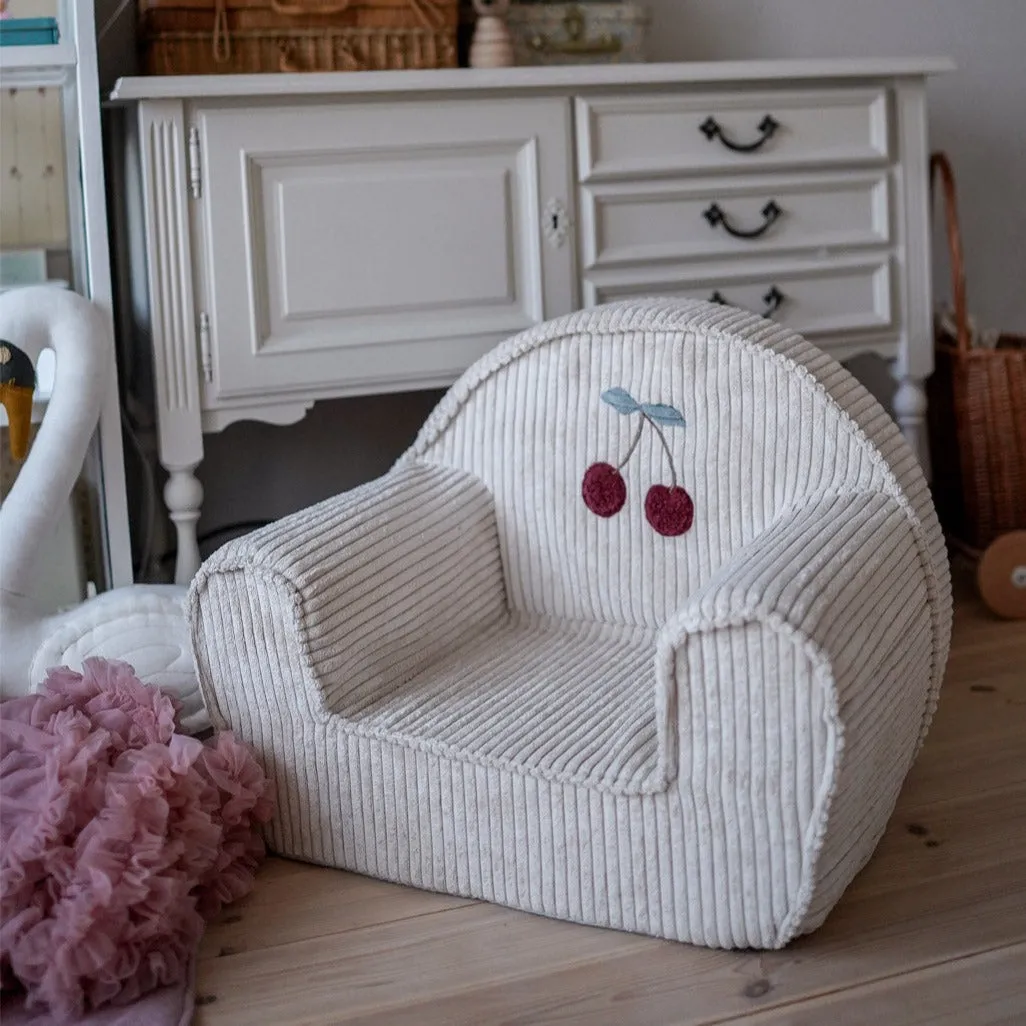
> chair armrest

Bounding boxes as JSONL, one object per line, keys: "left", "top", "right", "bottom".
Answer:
{"left": 188, "top": 462, "right": 506, "bottom": 726}
{"left": 655, "top": 490, "right": 935, "bottom": 783}
{"left": 653, "top": 490, "right": 939, "bottom": 945}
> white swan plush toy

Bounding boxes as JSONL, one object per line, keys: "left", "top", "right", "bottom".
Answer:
{"left": 0, "top": 286, "right": 208, "bottom": 733}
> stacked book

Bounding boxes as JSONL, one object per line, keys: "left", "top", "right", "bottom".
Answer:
{"left": 0, "top": 16, "right": 60, "bottom": 45}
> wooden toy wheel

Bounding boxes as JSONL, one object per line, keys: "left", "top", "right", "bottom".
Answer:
{"left": 976, "top": 531, "right": 1026, "bottom": 619}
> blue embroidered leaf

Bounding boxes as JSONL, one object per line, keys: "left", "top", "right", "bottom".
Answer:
{"left": 601, "top": 388, "right": 640, "bottom": 414}
{"left": 641, "top": 402, "right": 686, "bottom": 427}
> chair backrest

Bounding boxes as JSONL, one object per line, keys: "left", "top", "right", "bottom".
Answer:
{"left": 400, "top": 299, "right": 948, "bottom": 634}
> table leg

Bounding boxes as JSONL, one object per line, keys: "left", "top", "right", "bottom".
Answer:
{"left": 163, "top": 460, "right": 203, "bottom": 585}
{"left": 893, "top": 372, "right": 931, "bottom": 480}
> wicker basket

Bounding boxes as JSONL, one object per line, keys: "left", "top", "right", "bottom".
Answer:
{"left": 926, "top": 152, "right": 1026, "bottom": 552}
{"left": 138, "top": 0, "right": 459, "bottom": 74}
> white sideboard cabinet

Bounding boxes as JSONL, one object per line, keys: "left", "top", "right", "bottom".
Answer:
{"left": 109, "top": 57, "right": 952, "bottom": 584}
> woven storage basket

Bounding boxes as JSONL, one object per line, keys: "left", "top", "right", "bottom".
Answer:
{"left": 138, "top": 0, "right": 458, "bottom": 74}
{"left": 926, "top": 152, "right": 1026, "bottom": 552}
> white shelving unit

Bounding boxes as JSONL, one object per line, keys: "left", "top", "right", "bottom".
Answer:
{"left": 0, "top": 40, "right": 75, "bottom": 78}
{"left": 0, "top": 0, "right": 132, "bottom": 589}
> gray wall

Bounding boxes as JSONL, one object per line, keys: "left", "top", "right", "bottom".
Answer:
{"left": 107, "top": 1, "right": 1024, "bottom": 574}
{"left": 645, "top": 0, "right": 1026, "bottom": 335}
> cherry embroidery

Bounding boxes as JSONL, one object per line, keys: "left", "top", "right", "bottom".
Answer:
{"left": 582, "top": 462, "right": 627, "bottom": 517}
{"left": 582, "top": 388, "right": 695, "bottom": 537}
{"left": 645, "top": 484, "right": 694, "bottom": 536}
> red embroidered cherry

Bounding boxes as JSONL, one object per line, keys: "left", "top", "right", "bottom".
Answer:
{"left": 645, "top": 484, "right": 694, "bottom": 536}
{"left": 582, "top": 462, "right": 627, "bottom": 517}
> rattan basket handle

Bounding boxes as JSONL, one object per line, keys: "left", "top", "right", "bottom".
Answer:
{"left": 930, "top": 151, "right": 971, "bottom": 353}
{"left": 270, "top": 0, "right": 353, "bottom": 15}
{"left": 271, "top": 0, "right": 444, "bottom": 26}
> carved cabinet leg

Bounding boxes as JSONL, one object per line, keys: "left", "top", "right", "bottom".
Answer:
{"left": 164, "top": 463, "right": 204, "bottom": 585}
{"left": 139, "top": 99, "right": 206, "bottom": 585}
{"left": 892, "top": 373, "right": 931, "bottom": 480}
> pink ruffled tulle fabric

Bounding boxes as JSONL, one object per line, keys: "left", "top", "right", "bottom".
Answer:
{"left": 0, "top": 658, "right": 274, "bottom": 1022}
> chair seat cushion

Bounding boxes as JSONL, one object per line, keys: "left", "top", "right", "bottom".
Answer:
{"left": 336, "top": 614, "right": 664, "bottom": 795}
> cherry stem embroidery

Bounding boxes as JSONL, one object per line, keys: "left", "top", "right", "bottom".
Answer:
{"left": 646, "top": 416, "right": 678, "bottom": 489}
{"left": 616, "top": 418, "right": 645, "bottom": 471}
{"left": 615, "top": 413, "right": 678, "bottom": 489}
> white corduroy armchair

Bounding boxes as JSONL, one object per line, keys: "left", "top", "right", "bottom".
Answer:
{"left": 188, "top": 299, "right": 952, "bottom": 949}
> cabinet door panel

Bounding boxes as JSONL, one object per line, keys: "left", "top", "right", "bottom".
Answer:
{"left": 197, "top": 98, "right": 574, "bottom": 400}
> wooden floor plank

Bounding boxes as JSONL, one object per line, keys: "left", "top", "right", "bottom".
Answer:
{"left": 198, "top": 859, "right": 475, "bottom": 961}
{"left": 845, "top": 787, "right": 1026, "bottom": 899}
{"left": 735, "top": 943, "right": 1026, "bottom": 1026}
{"left": 194, "top": 848, "right": 1026, "bottom": 1025}
{"left": 332, "top": 939, "right": 1026, "bottom": 1026}
{"left": 194, "top": 573, "right": 1026, "bottom": 1026}
{"left": 925, "top": 666, "right": 1026, "bottom": 746}
{"left": 196, "top": 902, "right": 655, "bottom": 1025}
{"left": 898, "top": 726, "right": 1026, "bottom": 807}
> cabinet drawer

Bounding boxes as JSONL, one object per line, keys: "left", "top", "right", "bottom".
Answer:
{"left": 579, "top": 171, "right": 889, "bottom": 269}
{"left": 195, "top": 98, "right": 574, "bottom": 400}
{"left": 576, "top": 87, "right": 890, "bottom": 181}
{"left": 584, "top": 258, "right": 894, "bottom": 341}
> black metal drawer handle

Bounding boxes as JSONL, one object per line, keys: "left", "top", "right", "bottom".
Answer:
{"left": 709, "top": 285, "right": 785, "bottom": 318}
{"left": 704, "top": 200, "right": 782, "bottom": 239}
{"left": 700, "top": 114, "right": 779, "bottom": 153}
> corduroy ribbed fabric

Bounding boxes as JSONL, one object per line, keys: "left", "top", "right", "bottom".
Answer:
{"left": 188, "top": 298, "right": 952, "bottom": 949}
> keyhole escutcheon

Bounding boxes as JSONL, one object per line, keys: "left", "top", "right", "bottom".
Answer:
{"left": 543, "top": 197, "right": 570, "bottom": 248}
